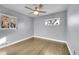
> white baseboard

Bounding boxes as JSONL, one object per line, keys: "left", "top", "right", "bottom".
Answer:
{"left": 65, "top": 42, "right": 73, "bottom": 55}
{"left": 0, "top": 36, "right": 33, "bottom": 48}
{"left": 0, "top": 35, "right": 72, "bottom": 55}
{"left": 33, "top": 36, "right": 67, "bottom": 43}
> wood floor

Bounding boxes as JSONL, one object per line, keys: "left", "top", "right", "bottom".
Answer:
{"left": 0, "top": 37, "right": 70, "bottom": 55}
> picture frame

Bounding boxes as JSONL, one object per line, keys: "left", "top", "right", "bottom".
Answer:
{"left": 0, "top": 13, "right": 17, "bottom": 30}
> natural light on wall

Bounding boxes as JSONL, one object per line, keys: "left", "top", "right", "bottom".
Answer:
{"left": 0, "top": 37, "right": 6, "bottom": 45}
{"left": 45, "top": 18, "right": 60, "bottom": 26}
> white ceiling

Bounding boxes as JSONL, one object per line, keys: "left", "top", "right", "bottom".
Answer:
{"left": 1, "top": 4, "right": 68, "bottom": 18}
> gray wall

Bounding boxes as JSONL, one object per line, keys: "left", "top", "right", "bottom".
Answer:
{"left": 67, "top": 5, "right": 79, "bottom": 55}
{"left": 34, "top": 11, "right": 67, "bottom": 41}
{"left": 0, "top": 5, "right": 33, "bottom": 44}
{"left": 1, "top": 5, "right": 79, "bottom": 55}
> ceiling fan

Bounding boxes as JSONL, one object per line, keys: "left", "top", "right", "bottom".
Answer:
{"left": 25, "top": 4, "right": 46, "bottom": 15}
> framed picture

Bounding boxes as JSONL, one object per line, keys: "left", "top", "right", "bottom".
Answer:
{"left": 0, "top": 13, "right": 17, "bottom": 29}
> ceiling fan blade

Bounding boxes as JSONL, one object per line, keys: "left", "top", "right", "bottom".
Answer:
{"left": 35, "top": 7, "right": 38, "bottom": 10}
{"left": 25, "top": 6, "right": 34, "bottom": 11}
{"left": 28, "top": 12, "right": 33, "bottom": 14}
{"left": 38, "top": 11, "right": 46, "bottom": 13}
{"left": 39, "top": 4, "right": 43, "bottom": 9}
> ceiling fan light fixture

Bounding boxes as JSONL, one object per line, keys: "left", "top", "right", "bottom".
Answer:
{"left": 33, "top": 11, "right": 39, "bottom": 15}
{"left": 25, "top": 4, "right": 46, "bottom": 16}
{"left": 37, "top": 8, "right": 40, "bottom": 11}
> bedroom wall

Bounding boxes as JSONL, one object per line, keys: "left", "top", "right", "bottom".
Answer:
{"left": 67, "top": 5, "right": 79, "bottom": 55}
{"left": 0, "top": 4, "right": 79, "bottom": 55}
{"left": 34, "top": 11, "right": 67, "bottom": 41}
{"left": 0, "top": 5, "right": 33, "bottom": 45}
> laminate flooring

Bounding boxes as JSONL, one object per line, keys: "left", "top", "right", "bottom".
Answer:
{"left": 0, "top": 37, "right": 70, "bottom": 55}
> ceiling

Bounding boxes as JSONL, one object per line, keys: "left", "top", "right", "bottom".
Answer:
{"left": 1, "top": 4, "right": 68, "bottom": 18}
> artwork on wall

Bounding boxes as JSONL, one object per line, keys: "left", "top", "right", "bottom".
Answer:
{"left": 0, "top": 13, "right": 17, "bottom": 29}
{"left": 45, "top": 18, "right": 60, "bottom": 26}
